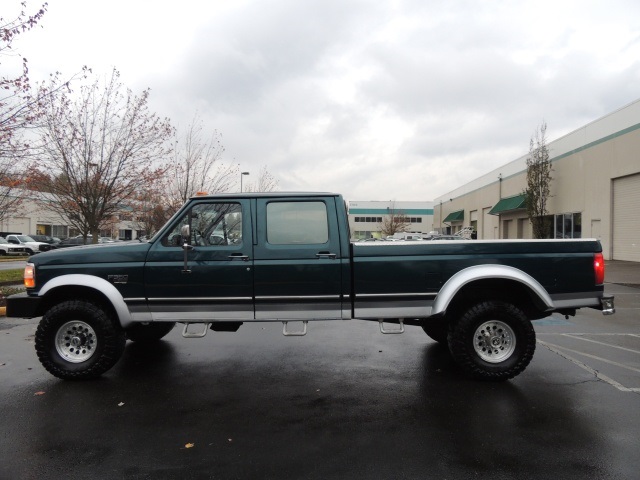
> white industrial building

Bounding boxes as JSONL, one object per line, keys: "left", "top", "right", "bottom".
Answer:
{"left": 0, "top": 189, "right": 142, "bottom": 240}
{"left": 433, "top": 99, "right": 640, "bottom": 261}
{"left": 348, "top": 200, "right": 434, "bottom": 240}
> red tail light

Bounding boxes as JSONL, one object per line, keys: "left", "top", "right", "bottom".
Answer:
{"left": 594, "top": 253, "right": 605, "bottom": 285}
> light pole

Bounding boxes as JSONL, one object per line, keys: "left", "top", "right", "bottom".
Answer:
{"left": 240, "top": 171, "right": 250, "bottom": 192}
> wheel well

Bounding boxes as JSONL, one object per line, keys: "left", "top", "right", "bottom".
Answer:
{"left": 444, "top": 278, "right": 548, "bottom": 321}
{"left": 39, "top": 286, "right": 118, "bottom": 321}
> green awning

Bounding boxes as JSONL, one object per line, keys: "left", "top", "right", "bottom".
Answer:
{"left": 443, "top": 209, "right": 464, "bottom": 222}
{"left": 489, "top": 194, "right": 527, "bottom": 215}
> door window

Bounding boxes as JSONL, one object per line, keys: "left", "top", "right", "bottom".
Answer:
{"left": 266, "top": 201, "right": 328, "bottom": 245}
{"left": 162, "top": 202, "right": 243, "bottom": 247}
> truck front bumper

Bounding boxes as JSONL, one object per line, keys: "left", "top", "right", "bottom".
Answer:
{"left": 6, "top": 292, "right": 41, "bottom": 318}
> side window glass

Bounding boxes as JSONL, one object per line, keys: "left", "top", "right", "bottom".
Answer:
{"left": 162, "top": 203, "right": 243, "bottom": 247}
{"left": 267, "top": 201, "right": 328, "bottom": 245}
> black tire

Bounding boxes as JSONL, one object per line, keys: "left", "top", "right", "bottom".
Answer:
{"left": 125, "top": 322, "right": 176, "bottom": 342}
{"left": 448, "top": 301, "right": 536, "bottom": 381}
{"left": 421, "top": 318, "right": 449, "bottom": 344}
{"left": 35, "top": 300, "right": 126, "bottom": 380}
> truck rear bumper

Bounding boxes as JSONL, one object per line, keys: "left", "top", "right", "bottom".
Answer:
{"left": 6, "top": 292, "right": 41, "bottom": 318}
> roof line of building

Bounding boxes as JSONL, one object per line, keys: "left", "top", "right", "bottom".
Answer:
{"left": 434, "top": 98, "right": 640, "bottom": 203}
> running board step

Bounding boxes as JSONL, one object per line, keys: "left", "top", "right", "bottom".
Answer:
{"left": 182, "top": 323, "right": 210, "bottom": 338}
{"left": 282, "top": 321, "right": 308, "bottom": 336}
{"left": 379, "top": 319, "right": 405, "bottom": 334}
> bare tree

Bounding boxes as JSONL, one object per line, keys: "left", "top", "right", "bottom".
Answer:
{"left": 165, "top": 115, "right": 236, "bottom": 211}
{"left": 129, "top": 187, "right": 171, "bottom": 238}
{"left": 243, "top": 166, "right": 279, "bottom": 192}
{"left": 0, "top": 2, "right": 48, "bottom": 223}
{"left": 31, "top": 68, "right": 173, "bottom": 242}
{"left": 524, "top": 122, "right": 553, "bottom": 239}
{"left": 379, "top": 203, "right": 411, "bottom": 237}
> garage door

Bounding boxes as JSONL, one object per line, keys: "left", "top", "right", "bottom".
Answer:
{"left": 613, "top": 173, "right": 640, "bottom": 261}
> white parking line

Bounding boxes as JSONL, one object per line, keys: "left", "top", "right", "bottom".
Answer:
{"left": 561, "top": 334, "right": 640, "bottom": 354}
{"left": 537, "top": 340, "right": 640, "bottom": 393}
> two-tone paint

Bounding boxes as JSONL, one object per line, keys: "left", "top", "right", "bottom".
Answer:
{"left": 7, "top": 193, "right": 610, "bottom": 327}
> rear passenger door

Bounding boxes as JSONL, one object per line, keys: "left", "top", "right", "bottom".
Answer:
{"left": 253, "top": 197, "right": 345, "bottom": 320}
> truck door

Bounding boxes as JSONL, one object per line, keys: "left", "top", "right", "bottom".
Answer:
{"left": 253, "top": 197, "right": 345, "bottom": 320}
{"left": 144, "top": 199, "right": 254, "bottom": 321}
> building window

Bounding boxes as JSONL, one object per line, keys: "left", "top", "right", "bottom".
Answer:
{"left": 555, "top": 213, "right": 581, "bottom": 238}
{"left": 52, "top": 225, "right": 68, "bottom": 238}
{"left": 119, "top": 229, "right": 133, "bottom": 240}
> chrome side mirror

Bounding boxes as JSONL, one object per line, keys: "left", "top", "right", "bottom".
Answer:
{"left": 180, "top": 224, "right": 191, "bottom": 244}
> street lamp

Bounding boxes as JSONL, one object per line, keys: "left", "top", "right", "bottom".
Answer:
{"left": 240, "top": 171, "right": 250, "bottom": 192}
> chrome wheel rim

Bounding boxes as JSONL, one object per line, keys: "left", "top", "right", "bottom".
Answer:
{"left": 473, "top": 320, "right": 516, "bottom": 363}
{"left": 55, "top": 321, "right": 97, "bottom": 363}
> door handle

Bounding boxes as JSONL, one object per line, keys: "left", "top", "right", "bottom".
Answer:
{"left": 316, "top": 252, "right": 337, "bottom": 259}
{"left": 228, "top": 253, "right": 250, "bottom": 261}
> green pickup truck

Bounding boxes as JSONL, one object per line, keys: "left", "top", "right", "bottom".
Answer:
{"left": 7, "top": 193, "right": 615, "bottom": 381}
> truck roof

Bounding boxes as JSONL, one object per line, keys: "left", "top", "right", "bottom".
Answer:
{"left": 188, "top": 192, "right": 340, "bottom": 199}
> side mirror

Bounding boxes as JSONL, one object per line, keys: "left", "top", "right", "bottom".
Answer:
{"left": 180, "top": 225, "right": 191, "bottom": 245}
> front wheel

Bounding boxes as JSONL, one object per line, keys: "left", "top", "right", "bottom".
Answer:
{"left": 35, "top": 300, "right": 126, "bottom": 380}
{"left": 448, "top": 301, "right": 536, "bottom": 381}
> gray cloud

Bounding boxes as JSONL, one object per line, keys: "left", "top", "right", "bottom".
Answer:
{"left": 17, "top": 0, "right": 640, "bottom": 200}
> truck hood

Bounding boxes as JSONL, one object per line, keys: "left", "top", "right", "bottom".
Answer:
{"left": 29, "top": 241, "right": 153, "bottom": 266}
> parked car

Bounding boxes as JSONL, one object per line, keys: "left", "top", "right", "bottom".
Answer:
{"left": 0, "top": 237, "right": 27, "bottom": 256}
{"left": 56, "top": 238, "right": 88, "bottom": 248}
{"left": 29, "top": 235, "right": 61, "bottom": 248}
{"left": 73, "top": 235, "right": 114, "bottom": 244}
{"left": 4, "top": 234, "right": 52, "bottom": 254}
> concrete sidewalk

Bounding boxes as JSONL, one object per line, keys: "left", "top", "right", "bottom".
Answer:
{"left": 605, "top": 260, "right": 640, "bottom": 287}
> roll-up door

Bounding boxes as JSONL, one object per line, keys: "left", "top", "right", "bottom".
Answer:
{"left": 612, "top": 173, "right": 640, "bottom": 261}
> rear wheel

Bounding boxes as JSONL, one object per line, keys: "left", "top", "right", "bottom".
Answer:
{"left": 35, "top": 300, "right": 126, "bottom": 380}
{"left": 125, "top": 322, "right": 176, "bottom": 342}
{"left": 448, "top": 301, "right": 535, "bottom": 381}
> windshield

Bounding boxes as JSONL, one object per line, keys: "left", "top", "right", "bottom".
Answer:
{"left": 17, "top": 236, "right": 35, "bottom": 242}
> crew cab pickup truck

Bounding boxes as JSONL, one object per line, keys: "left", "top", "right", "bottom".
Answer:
{"left": 7, "top": 192, "right": 615, "bottom": 381}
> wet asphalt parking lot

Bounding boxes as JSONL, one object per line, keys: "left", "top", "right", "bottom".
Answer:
{"left": 1, "top": 282, "right": 639, "bottom": 480}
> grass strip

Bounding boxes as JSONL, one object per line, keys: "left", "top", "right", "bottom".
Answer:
{"left": 0, "top": 269, "right": 23, "bottom": 284}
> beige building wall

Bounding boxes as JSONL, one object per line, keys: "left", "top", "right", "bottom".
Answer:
{"left": 434, "top": 99, "right": 640, "bottom": 260}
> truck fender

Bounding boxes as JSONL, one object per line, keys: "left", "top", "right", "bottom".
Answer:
{"left": 431, "top": 264, "right": 554, "bottom": 316}
{"left": 38, "top": 274, "right": 134, "bottom": 328}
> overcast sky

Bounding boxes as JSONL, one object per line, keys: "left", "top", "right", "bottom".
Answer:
{"left": 12, "top": 0, "right": 640, "bottom": 201}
